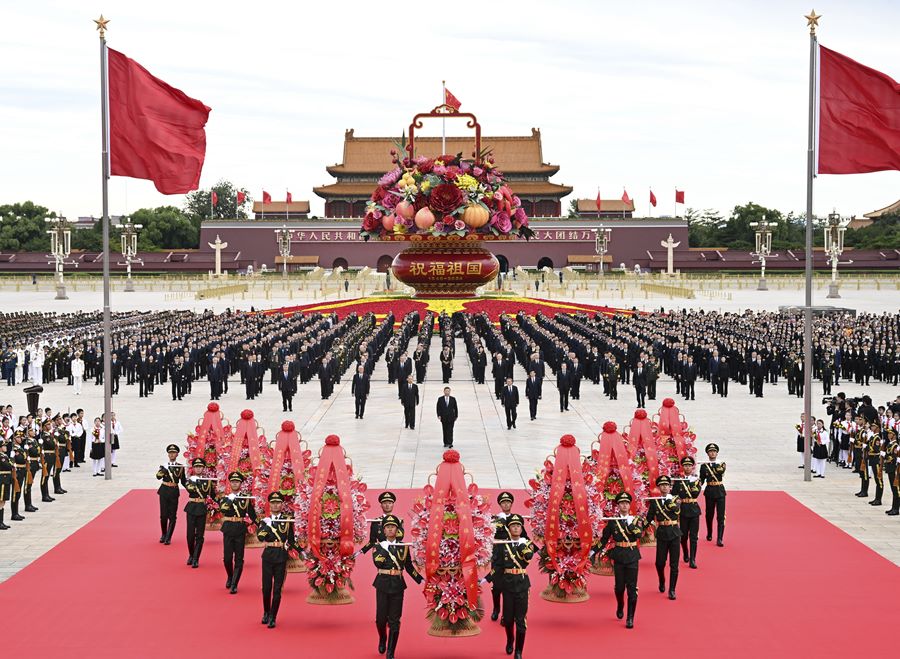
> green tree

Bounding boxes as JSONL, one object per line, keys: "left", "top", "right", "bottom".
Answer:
{"left": 184, "top": 179, "right": 251, "bottom": 222}
{"left": 844, "top": 213, "right": 900, "bottom": 249}
{"left": 131, "top": 206, "right": 198, "bottom": 250}
{"left": 566, "top": 198, "right": 579, "bottom": 218}
{"left": 685, "top": 207, "right": 724, "bottom": 246}
{"left": 0, "top": 202, "right": 57, "bottom": 251}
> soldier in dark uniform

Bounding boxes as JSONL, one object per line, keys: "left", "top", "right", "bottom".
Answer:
{"left": 371, "top": 514, "right": 422, "bottom": 658}
{"left": 362, "top": 491, "right": 402, "bottom": 553}
{"left": 674, "top": 456, "right": 701, "bottom": 568}
{"left": 219, "top": 471, "right": 257, "bottom": 594}
{"left": 867, "top": 426, "right": 884, "bottom": 506}
{"left": 853, "top": 420, "right": 870, "bottom": 498}
{"left": 184, "top": 457, "right": 215, "bottom": 567}
{"left": 485, "top": 513, "right": 534, "bottom": 659}
{"left": 9, "top": 441, "right": 27, "bottom": 521}
{"left": 0, "top": 452, "right": 12, "bottom": 529}
{"left": 257, "top": 491, "right": 298, "bottom": 629}
{"left": 39, "top": 420, "right": 59, "bottom": 501}
{"left": 155, "top": 444, "right": 186, "bottom": 544}
{"left": 883, "top": 429, "right": 899, "bottom": 516}
{"left": 595, "top": 492, "right": 644, "bottom": 629}
{"left": 699, "top": 443, "right": 726, "bottom": 546}
{"left": 24, "top": 432, "right": 41, "bottom": 512}
{"left": 489, "top": 491, "right": 529, "bottom": 621}
{"left": 645, "top": 475, "right": 682, "bottom": 600}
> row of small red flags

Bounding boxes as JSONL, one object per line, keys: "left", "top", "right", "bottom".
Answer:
{"left": 597, "top": 189, "right": 684, "bottom": 210}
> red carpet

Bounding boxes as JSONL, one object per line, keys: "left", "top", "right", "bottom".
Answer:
{"left": 1, "top": 490, "right": 895, "bottom": 658}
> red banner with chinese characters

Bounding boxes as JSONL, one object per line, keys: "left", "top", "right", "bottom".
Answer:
{"left": 268, "top": 420, "right": 308, "bottom": 501}
{"left": 307, "top": 435, "right": 355, "bottom": 559}
{"left": 656, "top": 398, "right": 689, "bottom": 462}
{"left": 625, "top": 410, "right": 663, "bottom": 496}
{"left": 593, "top": 422, "right": 637, "bottom": 513}
{"left": 544, "top": 435, "right": 593, "bottom": 575}
{"left": 425, "top": 451, "right": 479, "bottom": 609}
{"left": 195, "top": 403, "right": 227, "bottom": 457}
{"left": 227, "top": 409, "right": 265, "bottom": 475}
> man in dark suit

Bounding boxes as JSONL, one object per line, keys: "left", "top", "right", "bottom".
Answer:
{"left": 492, "top": 353, "right": 507, "bottom": 400}
{"left": 682, "top": 356, "right": 697, "bottom": 400}
{"left": 245, "top": 354, "right": 258, "bottom": 400}
{"left": 436, "top": 386, "right": 458, "bottom": 448}
{"left": 570, "top": 357, "right": 583, "bottom": 400}
{"left": 207, "top": 355, "right": 223, "bottom": 400}
{"left": 396, "top": 353, "right": 413, "bottom": 399}
{"left": 556, "top": 363, "right": 571, "bottom": 412}
{"left": 708, "top": 351, "right": 721, "bottom": 395}
{"left": 525, "top": 369, "right": 542, "bottom": 421}
{"left": 473, "top": 346, "right": 487, "bottom": 384}
{"left": 351, "top": 365, "right": 370, "bottom": 419}
{"left": 501, "top": 377, "right": 519, "bottom": 429}
{"left": 401, "top": 374, "right": 419, "bottom": 429}
{"left": 718, "top": 356, "right": 730, "bottom": 397}
{"left": 633, "top": 361, "right": 648, "bottom": 409}
{"left": 646, "top": 358, "right": 658, "bottom": 400}
{"left": 278, "top": 364, "right": 297, "bottom": 412}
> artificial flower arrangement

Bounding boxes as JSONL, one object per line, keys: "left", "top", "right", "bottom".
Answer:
{"left": 360, "top": 149, "right": 534, "bottom": 241}
{"left": 184, "top": 403, "right": 233, "bottom": 526}
{"left": 652, "top": 398, "right": 698, "bottom": 478}
{"left": 408, "top": 450, "right": 493, "bottom": 635}
{"left": 215, "top": 409, "right": 273, "bottom": 533}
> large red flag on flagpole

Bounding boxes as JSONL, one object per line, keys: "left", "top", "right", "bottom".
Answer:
{"left": 236, "top": 191, "right": 246, "bottom": 205}
{"left": 108, "top": 48, "right": 211, "bottom": 194}
{"left": 649, "top": 189, "right": 657, "bottom": 207}
{"left": 444, "top": 88, "right": 462, "bottom": 110}
{"left": 211, "top": 191, "right": 218, "bottom": 206}
{"left": 818, "top": 46, "right": 900, "bottom": 174}
{"left": 286, "top": 191, "right": 292, "bottom": 204}
{"left": 675, "top": 189, "right": 685, "bottom": 204}
{"left": 595, "top": 190, "right": 602, "bottom": 212}
{"left": 262, "top": 191, "right": 272, "bottom": 204}
{"left": 621, "top": 189, "right": 631, "bottom": 205}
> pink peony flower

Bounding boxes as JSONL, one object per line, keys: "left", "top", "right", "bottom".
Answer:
{"left": 491, "top": 211, "right": 512, "bottom": 233}
{"left": 378, "top": 168, "right": 402, "bottom": 187}
{"left": 453, "top": 219, "right": 466, "bottom": 231}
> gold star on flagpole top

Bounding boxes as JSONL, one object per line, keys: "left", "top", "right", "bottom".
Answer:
{"left": 94, "top": 14, "right": 110, "bottom": 38}
{"left": 805, "top": 10, "right": 821, "bottom": 34}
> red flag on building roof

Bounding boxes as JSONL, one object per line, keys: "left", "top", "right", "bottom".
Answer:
{"left": 649, "top": 189, "right": 657, "bottom": 207}
{"left": 108, "top": 48, "right": 211, "bottom": 195}
{"left": 444, "top": 87, "right": 462, "bottom": 111}
{"left": 595, "top": 190, "right": 602, "bottom": 211}
{"left": 818, "top": 45, "right": 900, "bottom": 175}
{"left": 286, "top": 191, "right": 293, "bottom": 204}
{"left": 675, "top": 189, "right": 685, "bottom": 204}
{"left": 211, "top": 191, "right": 218, "bottom": 206}
{"left": 621, "top": 189, "right": 631, "bottom": 205}
{"left": 236, "top": 191, "right": 246, "bottom": 205}
{"left": 262, "top": 190, "right": 272, "bottom": 204}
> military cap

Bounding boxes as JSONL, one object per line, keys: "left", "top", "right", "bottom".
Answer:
{"left": 191, "top": 457, "right": 205, "bottom": 468}
{"left": 615, "top": 492, "right": 633, "bottom": 504}
{"left": 378, "top": 491, "right": 396, "bottom": 504}
{"left": 166, "top": 444, "right": 180, "bottom": 453}
{"left": 655, "top": 475, "right": 672, "bottom": 487}
{"left": 497, "top": 491, "right": 515, "bottom": 505}
{"left": 228, "top": 471, "right": 244, "bottom": 482}
{"left": 505, "top": 513, "right": 525, "bottom": 527}
{"left": 267, "top": 491, "right": 284, "bottom": 503}
{"left": 381, "top": 514, "right": 401, "bottom": 529}
{"left": 705, "top": 443, "right": 720, "bottom": 453}
{"left": 681, "top": 456, "right": 695, "bottom": 466}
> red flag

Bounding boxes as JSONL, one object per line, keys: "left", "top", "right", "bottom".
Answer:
{"left": 818, "top": 46, "right": 900, "bottom": 174}
{"left": 210, "top": 191, "right": 218, "bottom": 207}
{"left": 262, "top": 191, "right": 272, "bottom": 204}
{"left": 621, "top": 189, "right": 631, "bottom": 205}
{"left": 108, "top": 48, "right": 211, "bottom": 194}
{"left": 675, "top": 189, "right": 685, "bottom": 204}
{"left": 444, "top": 87, "right": 462, "bottom": 111}
{"left": 286, "top": 191, "right": 292, "bottom": 204}
{"left": 236, "top": 191, "right": 246, "bottom": 205}
{"left": 595, "top": 190, "right": 602, "bottom": 211}
{"left": 649, "top": 189, "right": 657, "bottom": 207}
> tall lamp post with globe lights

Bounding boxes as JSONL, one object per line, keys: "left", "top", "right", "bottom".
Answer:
{"left": 115, "top": 218, "right": 143, "bottom": 292}
{"left": 593, "top": 224, "right": 611, "bottom": 276}
{"left": 824, "top": 210, "right": 851, "bottom": 299}
{"left": 750, "top": 216, "right": 777, "bottom": 291}
{"left": 46, "top": 214, "right": 73, "bottom": 299}
{"left": 275, "top": 224, "right": 292, "bottom": 279}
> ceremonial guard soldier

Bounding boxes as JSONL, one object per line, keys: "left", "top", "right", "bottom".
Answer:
{"left": 372, "top": 514, "right": 422, "bottom": 658}
{"left": 24, "top": 433, "right": 41, "bottom": 512}
{"left": 485, "top": 513, "right": 533, "bottom": 659}
{"left": 645, "top": 475, "right": 682, "bottom": 600}
{"left": 674, "top": 456, "right": 701, "bottom": 568}
{"left": 490, "top": 491, "right": 529, "bottom": 621}
{"left": 883, "top": 429, "right": 899, "bottom": 516}
{"left": 155, "top": 444, "right": 186, "bottom": 544}
{"left": 257, "top": 491, "right": 298, "bottom": 629}
{"left": 39, "top": 420, "right": 59, "bottom": 501}
{"left": 699, "top": 443, "right": 726, "bottom": 546}
{"left": 218, "top": 471, "right": 257, "bottom": 594}
{"left": 0, "top": 452, "right": 12, "bottom": 529}
{"left": 9, "top": 441, "right": 27, "bottom": 521}
{"left": 853, "top": 420, "right": 870, "bottom": 498}
{"left": 363, "top": 491, "right": 402, "bottom": 553}
{"left": 867, "top": 426, "right": 884, "bottom": 506}
{"left": 184, "top": 457, "right": 215, "bottom": 567}
{"left": 595, "top": 492, "right": 644, "bottom": 629}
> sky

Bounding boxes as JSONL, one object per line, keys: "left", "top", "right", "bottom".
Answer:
{"left": 1, "top": 0, "right": 899, "bottom": 222}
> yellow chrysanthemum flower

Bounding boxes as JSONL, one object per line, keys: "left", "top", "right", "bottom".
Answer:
{"left": 455, "top": 174, "right": 479, "bottom": 192}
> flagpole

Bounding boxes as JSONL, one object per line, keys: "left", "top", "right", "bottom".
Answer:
{"left": 802, "top": 10, "right": 820, "bottom": 484}
{"left": 441, "top": 80, "right": 446, "bottom": 155}
{"left": 96, "top": 15, "right": 114, "bottom": 481}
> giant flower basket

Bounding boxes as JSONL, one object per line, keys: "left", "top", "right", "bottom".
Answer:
{"left": 185, "top": 403, "right": 232, "bottom": 531}
{"left": 359, "top": 105, "right": 532, "bottom": 298}
{"left": 525, "top": 435, "right": 602, "bottom": 603}
{"left": 409, "top": 450, "right": 493, "bottom": 637}
{"left": 217, "top": 409, "right": 272, "bottom": 549}
{"left": 296, "top": 435, "right": 368, "bottom": 604}
{"left": 586, "top": 421, "right": 648, "bottom": 575}
{"left": 652, "top": 398, "right": 698, "bottom": 478}
{"left": 624, "top": 409, "right": 665, "bottom": 547}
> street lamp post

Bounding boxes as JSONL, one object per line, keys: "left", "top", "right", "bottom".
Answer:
{"left": 46, "top": 214, "right": 73, "bottom": 299}
{"left": 750, "top": 215, "right": 777, "bottom": 291}
{"left": 824, "top": 210, "right": 850, "bottom": 299}
{"left": 115, "top": 218, "right": 143, "bottom": 292}
{"left": 593, "top": 224, "right": 611, "bottom": 276}
{"left": 275, "top": 224, "right": 292, "bottom": 279}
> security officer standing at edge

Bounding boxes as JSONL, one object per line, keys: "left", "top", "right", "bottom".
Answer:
{"left": 594, "top": 492, "right": 644, "bottom": 629}
{"left": 645, "top": 475, "right": 682, "bottom": 600}
{"left": 484, "top": 513, "right": 534, "bottom": 659}
{"left": 699, "top": 443, "right": 727, "bottom": 547}
{"left": 155, "top": 443, "right": 186, "bottom": 545}
{"left": 674, "top": 456, "right": 702, "bottom": 568}
{"left": 372, "top": 514, "right": 422, "bottom": 659}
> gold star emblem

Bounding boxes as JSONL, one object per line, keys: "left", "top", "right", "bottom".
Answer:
{"left": 805, "top": 9, "right": 821, "bottom": 34}
{"left": 94, "top": 15, "right": 110, "bottom": 37}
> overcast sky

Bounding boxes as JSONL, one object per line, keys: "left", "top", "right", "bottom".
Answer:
{"left": 2, "top": 0, "right": 898, "bottom": 221}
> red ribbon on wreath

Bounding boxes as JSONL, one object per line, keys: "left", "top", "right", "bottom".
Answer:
{"left": 267, "top": 420, "right": 307, "bottom": 498}
{"left": 656, "top": 398, "right": 689, "bottom": 462}
{"left": 625, "top": 410, "right": 662, "bottom": 496}
{"left": 425, "top": 450, "right": 479, "bottom": 609}
{"left": 594, "top": 421, "right": 637, "bottom": 513}
{"left": 227, "top": 409, "right": 265, "bottom": 475}
{"left": 195, "top": 402, "right": 227, "bottom": 458}
{"left": 544, "top": 435, "right": 593, "bottom": 575}
{"left": 307, "top": 435, "right": 354, "bottom": 559}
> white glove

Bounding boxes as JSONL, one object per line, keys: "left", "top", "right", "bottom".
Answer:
{"left": 227, "top": 493, "right": 236, "bottom": 501}
{"left": 881, "top": 452, "right": 886, "bottom": 457}
{"left": 479, "top": 577, "right": 488, "bottom": 585}
{"left": 516, "top": 538, "right": 527, "bottom": 545}
{"left": 379, "top": 540, "right": 390, "bottom": 550}
{"left": 263, "top": 517, "right": 272, "bottom": 526}
{"left": 189, "top": 476, "right": 198, "bottom": 482}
